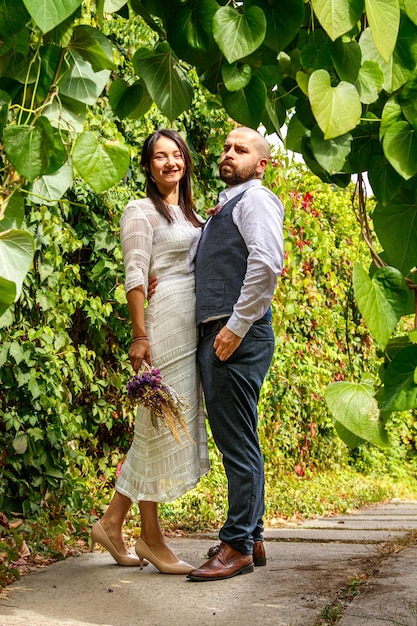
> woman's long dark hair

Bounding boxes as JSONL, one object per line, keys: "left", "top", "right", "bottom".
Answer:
{"left": 141, "top": 129, "right": 201, "bottom": 227}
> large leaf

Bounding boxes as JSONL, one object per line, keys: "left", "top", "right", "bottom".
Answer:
{"left": 400, "top": 73, "right": 417, "bottom": 131}
{"left": 0, "top": 192, "right": 24, "bottom": 231}
{"left": 353, "top": 263, "right": 409, "bottom": 350}
{"left": 59, "top": 50, "right": 110, "bottom": 105}
{"left": 334, "top": 420, "right": 367, "bottom": 449}
{"left": 325, "top": 381, "right": 389, "bottom": 447}
{"left": 382, "top": 345, "right": 417, "bottom": 411}
{"left": 246, "top": 0, "right": 305, "bottom": 51}
{"left": 368, "top": 155, "right": 403, "bottom": 204}
{"left": 22, "top": 0, "right": 83, "bottom": 33}
{"left": 308, "top": 69, "right": 362, "bottom": 139}
{"left": 213, "top": 5, "right": 266, "bottom": 64}
{"left": 221, "top": 74, "right": 266, "bottom": 129}
{"left": 73, "top": 132, "right": 130, "bottom": 193}
{"left": 382, "top": 121, "right": 417, "bottom": 180}
{"left": 70, "top": 25, "right": 116, "bottom": 72}
{"left": 28, "top": 159, "right": 73, "bottom": 206}
{"left": 133, "top": 46, "right": 193, "bottom": 120}
{"left": 360, "top": 28, "right": 410, "bottom": 93}
{"left": 311, "top": 0, "right": 363, "bottom": 41}
{"left": 108, "top": 79, "right": 152, "bottom": 120}
{"left": 356, "top": 60, "right": 384, "bottom": 104}
{"left": 0, "top": 229, "right": 35, "bottom": 300}
{"left": 0, "top": 0, "right": 30, "bottom": 36}
{"left": 373, "top": 192, "right": 417, "bottom": 275}
{"left": 167, "top": 0, "right": 219, "bottom": 67}
{"left": 3, "top": 116, "right": 57, "bottom": 182}
{"left": 329, "top": 39, "right": 361, "bottom": 83}
{"left": 310, "top": 126, "right": 352, "bottom": 174}
{"left": 364, "top": 0, "right": 400, "bottom": 62}
{"left": 0, "top": 276, "right": 16, "bottom": 317}
{"left": 221, "top": 62, "right": 252, "bottom": 92}
{"left": 43, "top": 94, "right": 86, "bottom": 135}
{"left": 405, "top": 0, "right": 417, "bottom": 25}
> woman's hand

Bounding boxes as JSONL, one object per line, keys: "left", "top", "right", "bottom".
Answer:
{"left": 128, "top": 338, "right": 151, "bottom": 372}
{"left": 147, "top": 275, "right": 158, "bottom": 300}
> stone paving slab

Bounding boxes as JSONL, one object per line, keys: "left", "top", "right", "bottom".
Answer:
{"left": 1, "top": 501, "right": 416, "bottom": 626}
{"left": 0, "top": 539, "right": 375, "bottom": 626}
{"left": 338, "top": 544, "right": 417, "bottom": 626}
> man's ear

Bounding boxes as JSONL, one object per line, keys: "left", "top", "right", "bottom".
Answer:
{"left": 256, "top": 157, "right": 268, "bottom": 176}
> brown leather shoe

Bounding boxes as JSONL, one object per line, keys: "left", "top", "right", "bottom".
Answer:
{"left": 207, "top": 540, "right": 266, "bottom": 567}
{"left": 187, "top": 542, "right": 254, "bottom": 582}
{"left": 253, "top": 540, "right": 267, "bottom": 566}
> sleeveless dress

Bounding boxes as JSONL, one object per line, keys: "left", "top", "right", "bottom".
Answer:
{"left": 116, "top": 198, "right": 210, "bottom": 502}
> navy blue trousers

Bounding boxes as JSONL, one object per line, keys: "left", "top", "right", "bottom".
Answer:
{"left": 197, "top": 323, "right": 274, "bottom": 554}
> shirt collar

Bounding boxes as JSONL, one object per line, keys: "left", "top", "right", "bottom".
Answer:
{"left": 219, "top": 179, "right": 262, "bottom": 206}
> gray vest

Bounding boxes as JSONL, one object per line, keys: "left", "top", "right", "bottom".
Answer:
{"left": 195, "top": 192, "right": 248, "bottom": 326}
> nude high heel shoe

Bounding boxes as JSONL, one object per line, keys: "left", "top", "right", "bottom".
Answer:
{"left": 91, "top": 521, "right": 141, "bottom": 566}
{"left": 135, "top": 536, "right": 194, "bottom": 574}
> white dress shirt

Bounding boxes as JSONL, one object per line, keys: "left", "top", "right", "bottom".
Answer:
{"left": 216, "top": 179, "right": 284, "bottom": 338}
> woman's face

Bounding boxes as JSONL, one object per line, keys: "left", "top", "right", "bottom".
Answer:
{"left": 150, "top": 136, "right": 185, "bottom": 193}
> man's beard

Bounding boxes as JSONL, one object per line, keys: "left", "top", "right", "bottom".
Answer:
{"left": 219, "top": 161, "right": 258, "bottom": 185}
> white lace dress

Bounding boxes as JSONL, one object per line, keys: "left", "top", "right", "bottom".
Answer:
{"left": 116, "top": 198, "right": 210, "bottom": 502}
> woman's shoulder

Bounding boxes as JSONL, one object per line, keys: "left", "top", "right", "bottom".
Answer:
{"left": 123, "top": 197, "right": 155, "bottom": 215}
{"left": 121, "top": 197, "right": 159, "bottom": 222}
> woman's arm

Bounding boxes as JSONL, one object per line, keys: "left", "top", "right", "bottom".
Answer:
{"left": 126, "top": 286, "right": 151, "bottom": 372}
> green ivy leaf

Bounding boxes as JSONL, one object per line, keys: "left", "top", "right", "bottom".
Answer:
{"left": 12, "top": 433, "right": 28, "bottom": 454}
{"left": 167, "top": 0, "right": 219, "bottom": 67}
{"left": 400, "top": 73, "right": 417, "bottom": 131}
{"left": 311, "top": 0, "right": 363, "bottom": 41}
{"left": 353, "top": 263, "right": 408, "bottom": 350}
{"left": 246, "top": 0, "right": 304, "bottom": 52}
{"left": 360, "top": 28, "right": 410, "bottom": 94}
{"left": 221, "top": 74, "right": 266, "bottom": 129}
{"left": 0, "top": 276, "right": 16, "bottom": 317}
{"left": 108, "top": 79, "right": 152, "bottom": 120}
{"left": 334, "top": 420, "right": 367, "bottom": 449}
{"left": 329, "top": 39, "right": 361, "bottom": 83}
{"left": 70, "top": 25, "right": 116, "bottom": 72}
{"left": 3, "top": 117, "right": 56, "bottom": 182}
{"left": 364, "top": 0, "right": 400, "bottom": 62}
{"left": 368, "top": 155, "right": 402, "bottom": 204}
{"left": 405, "top": 0, "right": 417, "bottom": 25}
{"left": 133, "top": 47, "right": 193, "bottom": 120}
{"left": 356, "top": 60, "right": 384, "bottom": 105}
{"left": 73, "top": 132, "right": 130, "bottom": 193}
{"left": 310, "top": 126, "right": 352, "bottom": 174}
{"left": 221, "top": 62, "right": 252, "bottom": 92}
{"left": 0, "top": 229, "right": 35, "bottom": 300}
{"left": 325, "top": 381, "right": 389, "bottom": 447}
{"left": 308, "top": 69, "right": 362, "bottom": 139}
{"left": 0, "top": 0, "right": 30, "bottom": 36}
{"left": 59, "top": 51, "right": 110, "bottom": 105}
{"left": 0, "top": 192, "right": 24, "bottom": 231}
{"left": 382, "top": 121, "right": 417, "bottom": 180}
{"left": 382, "top": 345, "right": 417, "bottom": 410}
{"left": 103, "top": 0, "right": 127, "bottom": 11}
{"left": 213, "top": 5, "right": 266, "bottom": 65}
{"left": 28, "top": 159, "right": 73, "bottom": 206}
{"left": 373, "top": 191, "right": 417, "bottom": 275}
{"left": 22, "top": 0, "right": 83, "bottom": 33}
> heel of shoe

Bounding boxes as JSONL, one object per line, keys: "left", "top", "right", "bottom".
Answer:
{"left": 254, "top": 556, "right": 267, "bottom": 567}
{"left": 241, "top": 563, "right": 255, "bottom": 575}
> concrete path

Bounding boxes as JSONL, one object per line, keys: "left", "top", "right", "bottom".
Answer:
{"left": 1, "top": 500, "right": 417, "bottom": 626}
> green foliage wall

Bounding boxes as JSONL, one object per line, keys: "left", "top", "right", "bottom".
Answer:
{"left": 0, "top": 137, "right": 382, "bottom": 519}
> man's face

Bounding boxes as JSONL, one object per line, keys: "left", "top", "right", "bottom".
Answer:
{"left": 219, "top": 129, "right": 262, "bottom": 186}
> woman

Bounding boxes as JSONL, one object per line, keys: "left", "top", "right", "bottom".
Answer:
{"left": 92, "top": 129, "right": 209, "bottom": 573}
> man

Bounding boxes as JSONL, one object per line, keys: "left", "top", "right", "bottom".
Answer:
{"left": 188, "top": 126, "right": 284, "bottom": 582}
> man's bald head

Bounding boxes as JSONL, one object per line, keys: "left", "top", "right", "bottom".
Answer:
{"left": 220, "top": 127, "right": 270, "bottom": 185}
